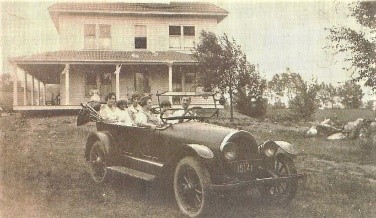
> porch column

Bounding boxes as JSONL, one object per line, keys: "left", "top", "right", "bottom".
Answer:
{"left": 168, "top": 62, "right": 173, "bottom": 103}
{"left": 11, "top": 63, "right": 18, "bottom": 107}
{"left": 63, "top": 64, "right": 70, "bottom": 105}
{"left": 37, "top": 80, "right": 41, "bottom": 106}
{"left": 114, "top": 64, "right": 121, "bottom": 98}
{"left": 23, "top": 71, "right": 27, "bottom": 105}
{"left": 31, "top": 76, "right": 34, "bottom": 106}
{"left": 43, "top": 83, "right": 46, "bottom": 105}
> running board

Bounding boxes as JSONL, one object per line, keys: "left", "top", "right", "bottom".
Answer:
{"left": 107, "top": 166, "right": 155, "bottom": 181}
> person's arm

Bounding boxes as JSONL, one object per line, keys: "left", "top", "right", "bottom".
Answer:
{"left": 135, "top": 112, "right": 156, "bottom": 129}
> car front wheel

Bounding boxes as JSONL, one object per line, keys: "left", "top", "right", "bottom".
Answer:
{"left": 174, "top": 157, "right": 213, "bottom": 217}
{"left": 89, "top": 141, "right": 110, "bottom": 184}
{"left": 260, "top": 155, "right": 298, "bottom": 205}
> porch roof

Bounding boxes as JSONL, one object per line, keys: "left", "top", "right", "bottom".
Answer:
{"left": 10, "top": 50, "right": 196, "bottom": 65}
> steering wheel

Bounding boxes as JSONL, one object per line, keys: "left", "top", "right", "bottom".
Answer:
{"left": 178, "top": 109, "right": 195, "bottom": 123}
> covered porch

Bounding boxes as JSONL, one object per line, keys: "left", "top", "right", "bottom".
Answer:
{"left": 9, "top": 50, "right": 213, "bottom": 111}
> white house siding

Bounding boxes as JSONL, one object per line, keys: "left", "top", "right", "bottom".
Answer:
{"left": 58, "top": 14, "right": 217, "bottom": 51}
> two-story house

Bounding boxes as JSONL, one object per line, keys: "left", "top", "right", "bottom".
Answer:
{"left": 9, "top": 2, "right": 228, "bottom": 110}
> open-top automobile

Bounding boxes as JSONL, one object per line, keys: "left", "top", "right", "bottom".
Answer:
{"left": 77, "top": 92, "right": 306, "bottom": 217}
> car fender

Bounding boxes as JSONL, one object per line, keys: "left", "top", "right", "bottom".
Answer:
{"left": 85, "top": 131, "right": 114, "bottom": 161}
{"left": 186, "top": 144, "right": 214, "bottom": 159}
{"left": 260, "top": 140, "right": 299, "bottom": 158}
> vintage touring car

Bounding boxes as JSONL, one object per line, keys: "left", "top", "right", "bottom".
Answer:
{"left": 77, "top": 92, "right": 306, "bottom": 217}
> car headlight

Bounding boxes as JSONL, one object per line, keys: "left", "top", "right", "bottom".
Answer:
{"left": 263, "top": 142, "right": 278, "bottom": 157}
{"left": 264, "top": 147, "right": 277, "bottom": 157}
{"left": 222, "top": 142, "right": 237, "bottom": 161}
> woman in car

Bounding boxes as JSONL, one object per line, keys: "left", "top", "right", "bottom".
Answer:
{"left": 116, "top": 99, "right": 134, "bottom": 126}
{"left": 128, "top": 92, "right": 142, "bottom": 121}
{"left": 99, "top": 92, "right": 120, "bottom": 123}
{"left": 134, "top": 96, "right": 162, "bottom": 129}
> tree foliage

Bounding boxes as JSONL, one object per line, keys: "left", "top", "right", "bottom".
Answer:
{"left": 338, "top": 80, "right": 364, "bottom": 109}
{"left": 267, "top": 69, "right": 305, "bottom": 107}
{"left": 289, "top": 79, "right": 320, "bottom": 121}
{"left": 193, "top": 31, "right": 263, "bottom": 121}
{"left": 328, "top": 1, "right": 376, "bottom": 91}
{"left": 317, "top": 82, "right": 337, "bottom": 108}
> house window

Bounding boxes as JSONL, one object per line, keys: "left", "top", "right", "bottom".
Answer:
{"left": 85, "top": 72, "right": 97, "bottom": 97}
{"left": 169, "top": 25, "right": 195, "bottom": 49}
{"left": 135, "top": 25, "right": 147, "bottom": 49}
{"left": 99, "top": 24, "right": 111, "bottom": 49}
{"left": 84, "top": 24, "right": 96, "bottom": 49}
{"left": 84, "top": 24, "right": 111, "bottom": 49}
{"left": 183, "top": 26, "right": 195, "bottom": 49}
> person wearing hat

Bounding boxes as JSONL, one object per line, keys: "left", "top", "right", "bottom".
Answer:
{"left": 116, "top": 99, "right": 134, "bottom": 126}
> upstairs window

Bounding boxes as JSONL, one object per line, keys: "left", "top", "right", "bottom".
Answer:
{"left": 169, "top": 25, "right": 195, "bottom": 50}
{"left": 84, "top": 24, "right": 96, "bottom": 49}
{"left": 99, "top": 24, "right": 111, "bottom": 49}
{"left": 135, "top": 25, "right": 147, "bottom": 49}
{"left": 84, "top": 24, "right": 111, "bottom": 49}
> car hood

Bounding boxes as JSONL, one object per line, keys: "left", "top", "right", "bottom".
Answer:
{"left": 160, "top": 122, "right": 236, "bottom": 149}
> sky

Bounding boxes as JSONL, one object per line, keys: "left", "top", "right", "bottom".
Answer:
{"left": 1, "top": 0, "right": 374, "bottom": 100}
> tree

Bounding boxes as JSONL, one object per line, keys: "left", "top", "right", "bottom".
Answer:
{"left": 267, "top": 69, "right": 305, "bottom": 107}
{"left": 236, "top": 73, "right": 267, "bottom": 118}
{"left": 317, "top": 82, "right": 337, "bottom": 108}
{"left": 193, "top": 31, "right": 257, "bottom": 121}
{"left": 328, "top": 1, "right": 376, "bottom": 91}
{"left": 289, "top": 79, "right": 320, "bottom": 121}
{"left": 338, "top": 80, "right": 364, "bottom": 109}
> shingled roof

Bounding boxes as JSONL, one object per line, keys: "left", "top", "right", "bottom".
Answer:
{"left": 48, "top": 2, "right": 228, "bottom": 14}
{"left": 10, "top": 50, "right": 196, "bottom": 64}
{"left": 49, "top": 2, "right": 228, "bottom": 31}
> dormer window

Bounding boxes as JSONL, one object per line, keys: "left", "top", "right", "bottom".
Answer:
{"left": 84, "top": 24, "right": 111, "bottom": 49}
{"left": 169, "top": 25, "right": 195, "bottom": 50}
{"left": 135, "top": 25, "right": 147, "bottom": 49}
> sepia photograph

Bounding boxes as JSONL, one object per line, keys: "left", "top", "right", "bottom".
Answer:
{"left": 0, "top": 0, "right": 375, "bottom": 217}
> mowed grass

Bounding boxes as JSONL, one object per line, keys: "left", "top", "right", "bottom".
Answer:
{"left": 266, "top": 108, "right": 375, "bottom": 124}
{"left": 213, "top": 108, "right": 376, "bottom": 217}
{"left": 1, "top": 108, "right": 375, "bottom": 217}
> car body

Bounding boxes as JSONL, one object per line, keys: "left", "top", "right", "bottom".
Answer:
{"left": 77, "top": 93, "right": 305, "bottom": 217}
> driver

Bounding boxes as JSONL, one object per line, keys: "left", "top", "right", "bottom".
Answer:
{"left": 172, "top": 96, "right": 196, "bottom": 123}
{"left": 135, "top": 96, "right": 162, "bottom": 129}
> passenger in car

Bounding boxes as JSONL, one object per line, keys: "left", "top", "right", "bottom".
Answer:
{"left": 99, "top": 92, "right": 120, "bottom": 123}
{"left": 116, "top": 99, "right": 134, "bottom": 126}
{"left": 128, "top": 92, "right": 142, "bottom": 121}
{"left": 160, "top": 100, "right": 173, "bottom": 117}
{"left": 135, "top": 96, "right": 162, "bottom": 129}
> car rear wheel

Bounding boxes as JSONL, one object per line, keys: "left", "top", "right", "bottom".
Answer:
{"left": 260, "top": 155, "right": 298, "bottom": 205}
{"left": 174, "top": 157, "right": 213, "bottom": 217}
{"left": 89, "top": 141, "right": 110, "bottom": 184}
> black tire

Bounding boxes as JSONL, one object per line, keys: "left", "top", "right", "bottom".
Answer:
{"left": 260, "top": 155, "right": 298, "bottom": 205}
{"left": 89, "top": 141, "right": 110, "bottom": 184}
{"left": 174, "top": 157, "right": 213, "bottom": 217}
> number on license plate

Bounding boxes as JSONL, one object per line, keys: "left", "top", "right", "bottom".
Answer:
{"left": 236, "top": 162, "right": 252, "bottom": 174}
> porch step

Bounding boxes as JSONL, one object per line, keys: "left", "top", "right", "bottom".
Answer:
{"left": 107, "top": 166, "right": 155, "bottom": 181}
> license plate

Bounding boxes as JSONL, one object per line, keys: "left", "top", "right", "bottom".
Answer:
{"left": 235, "top": 162, "right": 252, "bottom": 174}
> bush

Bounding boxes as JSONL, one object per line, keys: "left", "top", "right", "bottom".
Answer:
{"left": 236, "top": 93, "right": 267, "bottom": 118}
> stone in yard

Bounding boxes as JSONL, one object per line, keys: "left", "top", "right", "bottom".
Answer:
{"left": 327, "top": 132, "right": 347, "bottom": 140}
{"left": 306, "top": 126, "right": 318, "bottom": 136}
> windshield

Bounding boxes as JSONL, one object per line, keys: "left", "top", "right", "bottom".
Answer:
{"left": 160, "top": 107, "right": 219, "bottom": 124}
